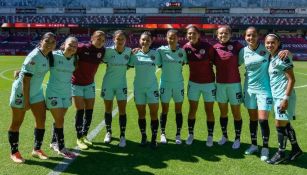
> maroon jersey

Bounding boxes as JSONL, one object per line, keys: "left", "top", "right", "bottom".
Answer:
{"left": 183, "top": 41, "right": 215, "bottom": 83}
{"left": 71, "top": 43, "right": 105, "bottom": 85}
{"left": 213, "top": 41, "right": 243, "bottom": 83}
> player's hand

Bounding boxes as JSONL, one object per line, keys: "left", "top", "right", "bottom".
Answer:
{"left": 277, "top": 50, "right": 291, "bottom": 60}
{"left": 23, "top": 101, "right": 31, "bottom": 111}
{"left": 132, "top": 48, "right": 141, "bottom": 54}
{"left": 14, "top": 70, "right": 21, "bottom": 79}
{"left": 279, "top": 99, "right": 288, "bottom": 112}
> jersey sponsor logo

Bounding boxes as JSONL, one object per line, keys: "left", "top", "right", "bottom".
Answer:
{"left": 199, "top": 49, "right": 206, "bottom": 55}
{"left": 150, "top": 55, "right": 156, "bottom": 61}
{"left": 124, "top": 55, "right": 129, "bottom": 60}
{"left": 15, "top": 99, "right": 22, "bottom": 105}
{"left": 178, "top": 52, "right": 183, "bottom": 58}
{"left": 97, "top": 52, "right": 102, "bottom": 58}
{"left": 227, "top": 45, "right": 233, "bottom": 51}
{"left": 266, "top": 98, "right": 273, "bottom": 104}
{"left": 260, "top": 50, "right": 266, "bottom": 56}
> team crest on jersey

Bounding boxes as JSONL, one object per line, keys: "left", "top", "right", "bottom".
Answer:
{"left": 124, "top": 55, "right": 129, "bottom": 60}
{"left": 260, "top": 50, "right": 266, "bottom": 56}
{"left": 227, "top": 45, "right": 233, "bottom": 51}
{"left": 97, "top": 52, "right": 102, "bottom": 58}
{"left": 150, "top": 55, "right": 156, "bottom": 61}
{"left": 15, "top": 99, "right": 22, "bottom": 105}
{"left": 178, "top": 52, "right": 183, "bottom": 58}
{"left": 199, "top": 49, "right": 206, "bottom": 55}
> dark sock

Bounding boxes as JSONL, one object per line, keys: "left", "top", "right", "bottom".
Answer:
{"left": 75, "top": 109, "right": 84, "bottom": 139}
{"left": 250, "top": 120, "right": 258, "bottom": 145}
{"left": 259, "top": 119, "right": 270, "bottom": 148}
{"left": 234, "top": 119, "right": 242, "bottom": 140}
{"left": 207, "top": 121, "right": 215, "bottom": 137}
{"left": 105, "top": 112, "right": 112, "bottom": 133}
{"left": 119, "top": 114, "right": 127, "bottom": 137}
{"left": 83, "top": 109, "right": 93, "bottom": 136}
{"left": 188, "top": 118, "right": 195, "bottom": 135}
{"left": 160, "top": 113, "right": 167, "bottom": 134}
{"left": 51, "top": 123, "right": 57, "bottom": 143}
{"left": 55, "top": 128, "right": 65, "bottom": 151}
{"left": 176, "top": 113, "right": 183, "bottom": 136}
{"left": 34, "top": 128, "right": 45, "bottom": 150}
{"left": 286, "top": 123, "right": 300, "bottom": 150}
{"left": 151, "top": 119, "right": 159, "bottom": 142}
{"left": 8, "top": 131, "right": 19, "bottom": 154}
{"left": 138, "top": 118, "right": 146, "bottom": 136}
{"left": 220, "top": 117, "right": 228, "bottom": 138}
{"left": 277, "top": 126, "right": 287, "bottom": 151}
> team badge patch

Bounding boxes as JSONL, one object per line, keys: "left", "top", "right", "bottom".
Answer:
{"left": 154, "top": 91, "right": 159, "bottom": 97}
{"left": 178, "top": 52, "right": 183, "bottom": 58}
{"left": 260, "top": 50, "right": 266, "bottom": 56}
{"left": 51, "top": 99, "right": 58, "bottom": 106}
{"left": 227, "top": 45, "right": 233, "bottom": 51}
{"left": 124, "top": 55, "right": 129, "bottom": 60}
{"left": 266, "top": 98, "right": 272, "bottom": 105}
{"left": 150, "top": 55, "right": 156, "bottom": 61}
{"left": 199, "top": 49, "right": 206, "bottom": 54}
{"left": 15, "top": 99, "right": 22, "bottom": 105}
{"left": 236, "top": 92, "right": 242, "bottom": 99}
{"left": 97, "top": 52, "right": 102, "bottom": 58}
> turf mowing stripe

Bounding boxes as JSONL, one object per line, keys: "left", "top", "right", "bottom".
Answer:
{"left": 295, "top": 71, "right": 307, "bottom": 76}
{"left": 48, "top": 69, "right": 160, "bottom": 175}
{"left": 47, "top": 94, "right": 134, "bottom": 175}
{"left": 0, "top": 68, "right": 17, "bottom": 81}
{"left": 295, "top": 84, "right": 307, "bottom": 89}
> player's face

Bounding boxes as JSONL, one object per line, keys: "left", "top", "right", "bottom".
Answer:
{"left": 40, "top": 36, "right": 56, "bottom": 53}
{"left": 114, "top": 34, "right": 126, "bottom": 48}
{"left": 217, "top": 27, "right": 231, "bottom": 44}
{"left": 265, "top": 36, "right": 280, "bottom": 55}
{"left": 167, "top": 32, "right": 178, "bottom": 47}
{"left": 245, "top": 28, "right": 258, "bottom": 47}
{"left": 187, "top": 28, "right": 200, "bottom": 44}
{"left": 139, "top": 35, "right": 152, "bottom": 48}
{"left": 64, "top": 39, "right": 78, "bottom": 56}
{"left": 91, "top": 34, "right": 105, "bottom": 49}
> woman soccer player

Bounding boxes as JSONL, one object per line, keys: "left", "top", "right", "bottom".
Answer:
{"left": 158, "top": 29, "right": 187, "bottom": 144}
{"left": 8, "top": 32, "right": 56, "bottom": 163}
{"left": 47, "top": 36, "right": 78, "bottom": 159}
{"left": 128, "top": 31, "right": 160, "bottom": 148}
{"left": 182, "top": 26, "right": 216, "bottom": 146}
{"left": 213, "top": 25, "right": 243, "bottom": 149}
{"left": 239, "top": 27, "right": 292, "bottom": 161}
{"left": 102, "top": 30, "right": 132, "bottom": 147}
{"left": 72, "top": 31, "right": 105, "bottom": 150}
{"left": 265, "top": 33, "right": 302, "bottom": 164}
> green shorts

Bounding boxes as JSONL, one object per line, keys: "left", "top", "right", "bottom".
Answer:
{"left": 273, "top": 94, "right": 296, "bottom": 121}
{"left": 71, "top": 83, "right": 96, "bottom": 99}
{"left": 188, "top": 81, "right": 216, "bottom": 102}
{"left": 216, "top": 83, "right": 242, "bottom": 105}
{"left": 46, "top": 96, "right": 72, "bottom": 109}
{"left": 244, "top": 90, "right": 272, "bottom": 111}
{"left": 134, "top": 86, "right": 159, "bottom": 105}
{"left": 101, "top": 85, "right": 128, "bottom": 101}
{"left": 10, "top": 84, "right": 44, "bottom": 108}
{"left": 160, "top": 81, "right": 184, "bottom": 103}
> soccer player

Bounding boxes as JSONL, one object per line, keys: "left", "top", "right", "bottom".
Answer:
{"left": 47, "top": 36, "right": 78, "bottom": 159}
{"left": 239, "top": 27, "right": 292, "bottom": 161}
{"left": 128, "top": 31, "right": 160, "bottom": 148}
{"left": 72, "top": 31, "right": 105, "bottom": 150}
{"left": 158, "top": 29, "right": 187, "bottom": 144}
{"left": 265, "top": 33, "right": 302, "bottom": 164}
{"left": 213, "top": 25, "right": 243, "bottom": 149}
{"left": 182, "top": 26, "right": 216, "bottom": 146}
{"left": 102, "top": 30, "right": 132, "bottom": 147}
{"left": 8, "top": 32, "right": 56, "bottom": 163}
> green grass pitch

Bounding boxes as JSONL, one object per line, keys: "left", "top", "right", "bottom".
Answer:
{"left": 0, "top": 56, "right": 306, "bottom": 175}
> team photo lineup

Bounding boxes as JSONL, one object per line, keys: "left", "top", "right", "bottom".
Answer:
{"left": 1, "top": 0, "right": 307, "bottom": 174}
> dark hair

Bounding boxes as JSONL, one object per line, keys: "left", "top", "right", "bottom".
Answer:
{"left": 186, "top": 25, "right": 201, "bottom": 34}
{"left": 167, "top": 29, "right": 178, "bottom": 36}
{"left": 37, "top": 32, "right": 56, "bottom": 48}
{"left": 113, "top": 30, "right": 128, "bottom": 39}
{"left": 141, "top": 31, "right": 152, "bottom": 38}
{"left": 244, "top": 26, "right": 259, "bottom": 36}
{"left": 265, "top": 33, "right": 282, "bottom": 50}
{"left": 60, "top": 36, "right": 78, "bottom": 51}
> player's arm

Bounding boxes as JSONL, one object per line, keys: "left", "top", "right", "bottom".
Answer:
{"left": 278, "top": 50, "right": 292, "bottom": 60}
{"left": 280, "top": 68, "right": 295, "bottom": 111}
{"left": 22, "top": 73, "right": 32, "bottom": 111}
{"left": 238, "top": 48, "right": 244, "bottom": 66}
